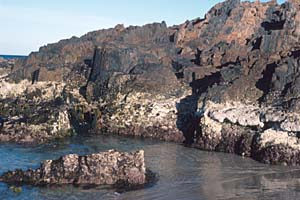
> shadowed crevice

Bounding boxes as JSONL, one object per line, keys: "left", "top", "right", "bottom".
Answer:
{"left": 191, "top": 48, "right": 202, "bottom": 66}
{"left": 256, "top": 62, "right": 277, "bottom": 103}
{"left": 252, "top": 37, "right": 262, "bottom": 51}
{"left": 261, "top": 20, "right": 285, "bottom": 31}
{"left": 176, "top": 71, "right": 222, "bottom": 146}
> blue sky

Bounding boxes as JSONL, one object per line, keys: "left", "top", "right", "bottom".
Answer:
{"left": 0, "top": 0, "right": 285, "bottom": 55}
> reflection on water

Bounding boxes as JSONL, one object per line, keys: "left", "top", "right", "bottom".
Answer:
{"left": 1, "top": 135, "right": 300, "bottom": 200}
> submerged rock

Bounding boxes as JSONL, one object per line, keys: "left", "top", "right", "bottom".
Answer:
{"left": 0, "top": 150, "right": 149, "bottom": 189}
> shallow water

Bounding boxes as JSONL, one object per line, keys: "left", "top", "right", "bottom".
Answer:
{"left": 1, "top": 135, "right": 300, "bottom": 200}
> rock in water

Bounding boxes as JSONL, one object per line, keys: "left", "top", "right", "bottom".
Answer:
{"left": 0, "top": 150, "right": 148, "bottom": 188}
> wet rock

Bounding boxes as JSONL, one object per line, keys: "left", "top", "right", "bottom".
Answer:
{"left": 196, "top": 100, "right": 300, "bottom": 165}
{"left": 0, "top": 150, "right": 149, "bottom": 189}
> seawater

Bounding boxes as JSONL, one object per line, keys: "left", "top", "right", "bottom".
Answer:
{"left": 1, "top": 135, "right": 300, "bottom": 200}
{"left": 0, "top": 55, "right": 27, "bottom": 60}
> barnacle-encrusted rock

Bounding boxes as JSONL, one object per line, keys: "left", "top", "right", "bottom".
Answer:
{"left": 196, "top": 101, "right": 300, "bottom": 165}
{"left": 0, "top": 150, "right": 149, "bottom": 189}
{"left": 0, "top": 79, "right": 82, "bottom": 144}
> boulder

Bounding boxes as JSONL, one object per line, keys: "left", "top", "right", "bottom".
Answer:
{"left": 0, "top": 150, "right": 150, "bottom": 189}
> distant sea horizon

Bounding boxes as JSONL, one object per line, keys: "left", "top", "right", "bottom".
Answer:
{"left": 0, "top": 55, "right": 27, "bottom": 59}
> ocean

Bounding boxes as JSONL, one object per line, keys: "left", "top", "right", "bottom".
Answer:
{"left": 1, "top": 134, "right": 300, "bottom": 200}
{"left": 0, "top": 55, "right": 27, "bottom": 60}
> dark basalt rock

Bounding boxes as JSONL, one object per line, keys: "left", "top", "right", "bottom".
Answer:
{"left": 9, "top": 0, "right": 300, "bottom": 107}
{"left": 0, "top": 150, "right": 151, "bottom": 189}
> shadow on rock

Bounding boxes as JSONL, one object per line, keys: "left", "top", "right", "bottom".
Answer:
{"left": 176, "top": 72, "right": 222, "bottom": 146}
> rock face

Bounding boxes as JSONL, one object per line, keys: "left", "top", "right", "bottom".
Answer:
{"left": 196, "top": 101, "right": 300, "bottom": 165}
{"left": 0, "top": 150, "right": 148, "bottom": 188}
{"left": 0, "top": 79, "right": 76, "bottom": 144}
{"left": 3, "top": 0, "right": 300, "bottom": 165}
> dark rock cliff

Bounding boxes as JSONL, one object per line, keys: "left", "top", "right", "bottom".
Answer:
{"left": 11, "top": 0, "right": 300, "bottom": 108}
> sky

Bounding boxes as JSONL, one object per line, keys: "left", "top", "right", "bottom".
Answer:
{"left": 0, "top": 0, "right": 285, "bottom": 55}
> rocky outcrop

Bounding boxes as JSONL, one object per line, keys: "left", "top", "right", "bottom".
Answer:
{"left": 0, "top": 150, "right": 150, "bottom": 189}
{"left": 195, "top": 101, "right": 300, "bottom": 165}
{"left": 0, "top": 79, "right": 87, "bottom": 144}
{"left": 3, "top": 0, "right": 300, "bottom": 165}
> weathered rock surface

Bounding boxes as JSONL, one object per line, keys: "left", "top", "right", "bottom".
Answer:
{"left": 3, "top": 0, "right": 300, "bottom": 165}
{"left": 0, "top": 78, "right": 91, "bottom": 144}
{"left": 0, "top": 57, "right": 14, "bottom": 78}
{"left": 0, "top": 150, "right": 149, "bottom": 188}
{"left": 196, "top": 101, "right": 300, "bottom": 165}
